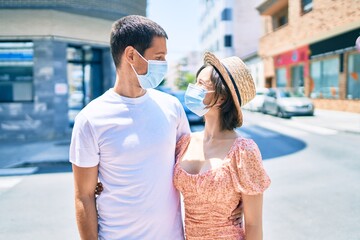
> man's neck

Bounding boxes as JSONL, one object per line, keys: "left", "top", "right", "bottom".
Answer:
{"left": 113, "top": 73, "right": 146, "bottom": 98}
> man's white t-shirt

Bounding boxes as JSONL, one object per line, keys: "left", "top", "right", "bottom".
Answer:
{"left": 70, "top": 88, "right": 190, "bottom": 240}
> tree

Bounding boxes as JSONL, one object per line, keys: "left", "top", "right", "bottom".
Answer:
{"left": 175, "top": 72, "right": 196, "bottom": 90}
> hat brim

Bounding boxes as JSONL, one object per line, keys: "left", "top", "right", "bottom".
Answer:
{"left": 203, "top": 52, "right": 244, "bottom": 127}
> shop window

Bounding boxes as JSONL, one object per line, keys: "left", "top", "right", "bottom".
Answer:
{"left": 221, "top": 8, "right": 232, "bottom": 21}
{"left": 302, "top": 0, "right": 313, "bottom": 14}
{"left": 224, "top": 35, "right": 232, "bottom": 47}
{"left": 67, "top": 46, "right": 103, "bottom": 126}
{"left": 310, "top": 57, "right": 339, "bottom": 99}
{"left": 347, "top": 53, "right": 360, "bottom": 99}
{"left": 291, "top": 65, "right": 304, "bottom": 92}
{"left": 0, "top": 42, "right": 33, "bottom": 102}
{"left": 276, "top": 68, "right": 287, "bottom": 87}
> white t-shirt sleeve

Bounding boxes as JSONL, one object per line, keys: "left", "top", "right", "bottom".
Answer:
{"left": 175, "top": 100, "right": 191, "bottom": 142}
{"left": 69, "top": 112, "right": 100, "bottom": 167}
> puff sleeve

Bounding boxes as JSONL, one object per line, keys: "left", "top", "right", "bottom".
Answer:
{"left": 175, "top": 134, "right": 191, "bottom": 163}
{"left": 230, "top": 139, "right": 271, "bottom": 195}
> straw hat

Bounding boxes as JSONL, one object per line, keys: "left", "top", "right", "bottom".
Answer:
{"left": 203, "top": 51, "right": 256, "bottom": 127}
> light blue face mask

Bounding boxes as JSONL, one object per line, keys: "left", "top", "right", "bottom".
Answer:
{"left": 131, "top": 50, "right": 168, "bottom": 89}
{"left": 184, "top": 83, "right": 215, "bottom": 117}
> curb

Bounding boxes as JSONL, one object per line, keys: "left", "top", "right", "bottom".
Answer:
{"left": 0, "top": 167, "right": 39, "bottom": 177}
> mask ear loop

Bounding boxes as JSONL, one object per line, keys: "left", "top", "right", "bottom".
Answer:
{"left": 128, "top": 48, "right": 149, "bottom": 78}
{"left": 133, "top": 49, "right": 148, "bottom": 64}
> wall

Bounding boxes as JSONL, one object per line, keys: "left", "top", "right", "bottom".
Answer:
{"left": 0, "top": 40, "right": 69, "bottom": 140}
{"left": 0, "top": 10, "right": 113, "bottom": 45}
{"left": 259, "top": 0, "right": 360, "bottom": 77}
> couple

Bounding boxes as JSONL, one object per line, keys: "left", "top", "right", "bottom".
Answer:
{"left": 70, "top": 15, "right": 270, "bottom": 240}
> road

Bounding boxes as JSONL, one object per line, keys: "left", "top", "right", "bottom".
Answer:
{"left": 0, "top": 111, "right": 359, "bottom": 239}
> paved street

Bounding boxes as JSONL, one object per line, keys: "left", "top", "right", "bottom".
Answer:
{"left": 0, "top": 110, "right": 359, "bottom": 239}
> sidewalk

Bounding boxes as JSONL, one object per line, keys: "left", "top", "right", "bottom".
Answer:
{"left": 0, "top": 109, "right": 359, "bottom": 175}
{"left": 292, "top": 109, "right": 360, "bottom": 134}
{"left": 0, "top": 138, "right": 70, "bottom": 174}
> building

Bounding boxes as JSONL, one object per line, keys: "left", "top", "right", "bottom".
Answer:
{"left": 0, "top": 0, "right": 146, "bottom": 140}
{"left": 199, "top": 0, "right": 263, "bottom": 58}
{"left": 198, "top": 0, "right": 264, "bottom": 88}
{"left": 257, "top": 0, "right": 360, "bottom": 113}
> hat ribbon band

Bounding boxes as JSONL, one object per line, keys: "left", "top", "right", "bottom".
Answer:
{"left": 221, "top": 63, "right": 242, "bottom": 106}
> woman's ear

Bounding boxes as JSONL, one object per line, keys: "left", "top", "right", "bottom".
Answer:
{"left": 212, "top": 96, "right": 224, "bottom": 109}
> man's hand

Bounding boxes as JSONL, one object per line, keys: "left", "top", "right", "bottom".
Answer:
{"left": 95, "top": 182, "right": 103, "bottom": 196}
{"left": 229, "top": 201, "right": 243, "bottom": 226}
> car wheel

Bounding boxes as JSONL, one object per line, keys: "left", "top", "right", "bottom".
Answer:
{"left": 277, "top": 108, "right": 289, "bottom": 118}
{"left": 261, "top": 105, "right": 267, "bottom": 114}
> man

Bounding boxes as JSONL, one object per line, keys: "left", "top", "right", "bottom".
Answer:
{"left": 70, "top": 15, "right": 241, "bottom": 240}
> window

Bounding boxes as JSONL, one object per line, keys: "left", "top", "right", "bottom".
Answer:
{"left": 347, "top": 53, "right": 360, "bottom": 99}
{"left": 291, "top": 65, "right": 304, "bottom": 92}
{"left": 221, "top": 8, "right": 232, "bottom": 21}
{"left": 67, "top": 46, "right": 103, "bottom": 126}
{"left": 310, "top": 57, "right": 339, "bottom": 99}
{"left": 276, "top": 68, "right": 287, "bottom": 87}
{"left": 224, "top": 35, "right": 232, "bottom": 47}
{"left": 272, "top": 7, "right": 288, "bottom": 30}
{"left": 0, "top": 42, "right": 34, "bottom": 102}
{"left": 302, "top": 0, "right": 313, "bottom": 14}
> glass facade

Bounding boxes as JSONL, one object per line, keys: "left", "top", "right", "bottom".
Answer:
{"left": 67, "top": 46, "right": 103, "bottom": 126}
{"left": 291, "top": 65, "right": 304, "bottom": 92}
{"left": 347, "top": 53, "right": 360, "bottom": 99}
{"left": 276, "top": 68, "right": 286, "bottom": 87}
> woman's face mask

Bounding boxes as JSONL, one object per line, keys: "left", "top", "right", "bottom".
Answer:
{"left": 130, "top": 50, "right": 168, "bottom": 89}
{"left": 184, "top": 83, "right": 215, "bottom": 117}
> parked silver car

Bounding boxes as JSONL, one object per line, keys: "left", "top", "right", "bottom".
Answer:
{"left": 243, "top": 88, "right": 269, "bottom": 112}
{"left": 262, "top": 88, "right": 314, "bottom": 118}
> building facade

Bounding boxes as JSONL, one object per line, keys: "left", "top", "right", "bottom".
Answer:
{"left": 198, "top": 0, "right": 264, "bottom": 88}
{"left": 257, "top": 0, "right": 360, "bottom": 113}
{"left": 0, "top": 0, "right": 146, "bottom": 140}
{"left": 199, "top": 0, "right": 263, "bottom": 58}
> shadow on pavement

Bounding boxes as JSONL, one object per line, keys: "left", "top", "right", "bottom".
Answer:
{"left": 17, "top": 162, "right": 73, "bottom": 175}
{"left": 239, "top": 126, "right": 307, "bottom": 160}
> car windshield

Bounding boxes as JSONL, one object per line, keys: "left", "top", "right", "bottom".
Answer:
{"left": 279, "top": 90, "right": 305, "bottom": 98}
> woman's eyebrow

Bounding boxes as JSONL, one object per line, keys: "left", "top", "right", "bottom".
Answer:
{"left": 198, "top": 79, "right": 211, "bottom": 86}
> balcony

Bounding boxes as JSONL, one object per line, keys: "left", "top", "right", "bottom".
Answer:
{"left": 257, "top": 0, "right": 288, "bottom": 16}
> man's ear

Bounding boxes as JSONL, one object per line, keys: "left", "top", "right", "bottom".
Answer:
{"left": 123, "top": 46, "right": 136, "bottom": 65}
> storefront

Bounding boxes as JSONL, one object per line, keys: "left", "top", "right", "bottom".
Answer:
{"left": 273, "top": 45, "right": 310, "bottom": 92}
{"left": 308, "top": 28, "right": 360, "bottom": 112}
{"left": 0, "top": 39, "right": 114, "bottom": 141}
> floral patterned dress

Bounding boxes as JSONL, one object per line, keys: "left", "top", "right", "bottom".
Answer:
{"left": 173, "top": 134, "right": 271, "bottom": 240}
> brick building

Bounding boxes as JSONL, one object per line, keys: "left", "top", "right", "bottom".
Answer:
{"left": 257, "top": 0, "right": 360, "bottom": 113}
{"left": 0, "top": 0, "right": 146, "bottom": 140}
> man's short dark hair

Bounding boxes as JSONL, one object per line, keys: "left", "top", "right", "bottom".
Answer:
{"left": 196, "top": 65, "right": 240, "bottom": 130}
{"left": 110, "top": 15, "right": 168, "bottom": 68}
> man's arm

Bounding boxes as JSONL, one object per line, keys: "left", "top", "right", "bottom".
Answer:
{"left": 243, "top": 194, "right": 264, "bottom": 240}
{"left": 72, "top": 164, "right": 99, "bottom": 240}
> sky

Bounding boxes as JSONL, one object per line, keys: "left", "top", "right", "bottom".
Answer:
{"left": 147, "top": 0, "right": 200, "bottom": 63}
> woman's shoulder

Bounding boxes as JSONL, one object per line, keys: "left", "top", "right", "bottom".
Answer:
{"left": 233, "top": 135, "right": 258, "bottom": 151}
{"left": 230, "top": 136, "right": 261, "bottom": 163}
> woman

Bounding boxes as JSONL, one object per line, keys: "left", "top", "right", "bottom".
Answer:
{"left": 173, "top": 52, "right": 271, "bottom": 239}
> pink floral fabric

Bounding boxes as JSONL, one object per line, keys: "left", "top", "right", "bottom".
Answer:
{"left": 173, "top": 134, "right": 271, "bottom": 240}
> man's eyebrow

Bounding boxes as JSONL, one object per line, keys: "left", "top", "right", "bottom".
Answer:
{"left": 155, "top": 51, "right": 167, "bottom": 55}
